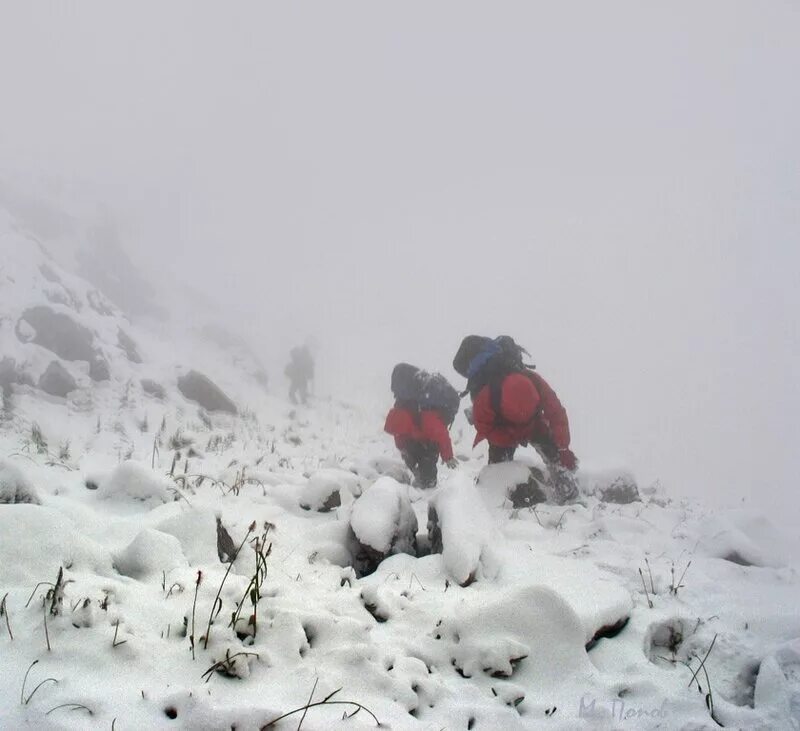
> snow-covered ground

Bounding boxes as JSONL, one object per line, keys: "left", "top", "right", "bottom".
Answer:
{"left": 2, "top": 203, "right": 800, "bottom": 730}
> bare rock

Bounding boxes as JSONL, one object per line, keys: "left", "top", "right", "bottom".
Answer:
{"left": 17, "top": 306, "right": 109, "bottom": 382}
{"left": 216, "top": 516, "right": 237, "bottom": 563}
{"left": 177, "top": 370, "right": 237, "bottom": 414}
{"left": 38, "top": 360, "right": 78, "bottom": 398}
{"left": 141, "top": 378, "right": 166, "bottom": 400}
{"left": 599, "top": 475, "right": 640, "bottom": 504}
{"left": 348, "top": 477, "right": 417, "bottom": 577}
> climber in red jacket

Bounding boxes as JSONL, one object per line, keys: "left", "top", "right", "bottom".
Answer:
{"left": 384, "top": 363, "right": 459, "bottom": 488}
{"left": 453, "top": 335, "right": 579, "bottom": 503}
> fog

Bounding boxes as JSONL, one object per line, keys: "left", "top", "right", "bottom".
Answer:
{"left": 1, "top": 2, "right": 798, "bottom": 514}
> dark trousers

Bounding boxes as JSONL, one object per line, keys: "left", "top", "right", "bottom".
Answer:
{"left": 488, "top": 445, "right": 517, "bottom": 464}
{"left": 400, "top": 441, "right": 440, "bottom": 488}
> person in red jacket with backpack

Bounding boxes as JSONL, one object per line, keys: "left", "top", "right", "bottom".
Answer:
{"left": 453, "top": 336, "right": 579, "bottom": 504}
{"left": 384, "top": 363, "right": 459, "bottom": 488}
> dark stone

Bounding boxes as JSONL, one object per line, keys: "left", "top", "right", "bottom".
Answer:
{"left": 319, "top": 490, "right": 341, "bottom": 512}
{"left": 141, "top": 379, "right": 166, "bottom": 400}
{"left": 38, "top": 361, "right": 77, "bottom": 397}
{"left": 599, "top": 477, "right": 640, "bottom": 504}
{"left": 17, "top": 306, "right": 109, "bottom": 381}
{"left": 89, "top": 355, "right": 110, "bottom": 382}
{"left": 117, "top": 328, "right": 142, "bottom": 363}
{"left": 18, "top": 306, "right": 94, "bottom": 359}
{"left": 721, "top": 551, "right": 755, "bottom": 567}
{"left": 300, "top": 489, "right": 341, "bottom": 513}
{"left": 216, "top": 516, "right": 237, "bottom": 563}
{"left": 428, "top": 503, "right": 443, "bottom": 554}
{"left": 508, "top": 479, "right": 547, "bottom": 509}
{"left": 177, "top": 371, "right": 237, "bottom": 414}
{"left": 585, "top": 616, "right": 630, "bottom": 651}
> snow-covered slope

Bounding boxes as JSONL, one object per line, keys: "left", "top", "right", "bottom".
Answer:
{"left": 1, "top": 205, "right": 799, "bottom": 730}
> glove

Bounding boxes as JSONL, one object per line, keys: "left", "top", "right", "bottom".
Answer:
{"left": 446, "top": 458, "right": 459, "bottom": 469}
{"left": 558, "top": 448, "right": 578, "bottom": 471}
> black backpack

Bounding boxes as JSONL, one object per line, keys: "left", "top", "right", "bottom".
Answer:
{"left": 391, "top": 363, "right": 460, "bottom": 426}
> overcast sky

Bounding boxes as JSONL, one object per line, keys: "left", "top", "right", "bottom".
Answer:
{"left": 1, "top": 1, "right": 798, "bottom": 514}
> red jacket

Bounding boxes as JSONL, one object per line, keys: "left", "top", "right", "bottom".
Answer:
{"left": 384, "top": 407, "right": 454, "bottom": 462}
{"left": 472, "top": 371, "right": 570, "bottom": 450}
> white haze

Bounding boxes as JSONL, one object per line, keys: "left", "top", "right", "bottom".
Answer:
{"left": 1, "top": 2, "right": 798, "bottom": 516}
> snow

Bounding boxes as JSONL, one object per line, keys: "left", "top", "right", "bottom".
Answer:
{"left": 156, "top": 508, "right": 220, "bottom": 566}
{"left": 1, "top": 205, "right": 800, "bottom": 730}
{"left": 0, "top": 504, "right": 113, "bottom": 586}
{"left": 0, "top": 459, "right": 40, "bottom": 504}
{"left": 100, "top": 460, "right": 174, "bottom": 506}
{"left": 350, "top": 476, "right": 416, "bottom": 555}
{"left": 299, "top": 467, "right": 361, "bottom": 512}
{"left": 432, "top": 472, "right": 502, "bottom": 586}
{"left": 113, "top": 528, "right": 187, "bottom": 580}
{"left": 754, "top": 639, "right": 800, "bottom": 725}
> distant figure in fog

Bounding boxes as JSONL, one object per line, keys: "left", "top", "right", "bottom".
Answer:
{"left": 384, "top": 363, "right": 460, "bottom": 488}
{"left": 285, "top": 345, "right": 314, "bottom": 404}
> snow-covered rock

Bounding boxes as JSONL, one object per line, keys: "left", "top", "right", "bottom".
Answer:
{"left": 581, "top": 468, "right": 640, "bottom": 503}
{"left": 114, "top": 528, "right": 187, "bottom": 580}
{"left": 17, "top": 305, "right": 110, "bottom": 381}
{"left": 754, "top": 639, "right": 800, "bottom": 726}
{"left": 0, "top": 460, "right": 41, "bottom": 504}
{"left": 477, "top": 461, "right": 548, "bottom": 508}
{"left": 695, "top": 512, "right": 788, "bottom": 568}
{"left": 439, "top": 584, "right": 591, "bottom": 687}
{"left": 100, "top": 461, "right": 173, "bottom": 505}
{"left": 156, "top": 507, "right": 220, "bottom": 565}
{"left": 349, "top": 476, "right": 417, "bottom": 576}
{"left": 299, "top": 467, "right": 361, "bottom": 512}
{"left": 429, "top": 472, "right": 502, "bottom": 586}
{"left": 369, "top": 456, "right": 412, "bottom": 484}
